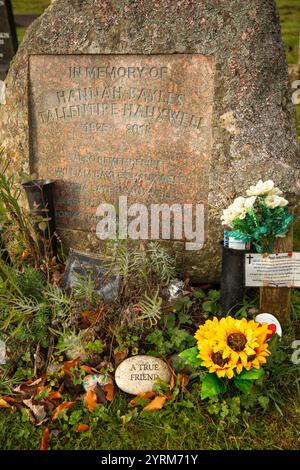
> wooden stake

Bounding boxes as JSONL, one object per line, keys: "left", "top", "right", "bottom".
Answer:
{"left": 259, "top": 224, "right": 293, "bottom": 326}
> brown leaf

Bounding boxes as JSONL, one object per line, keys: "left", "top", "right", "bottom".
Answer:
{"left": 76, "top": 423, "right": 89, "bottom": 433}
{"left": 179, "top": 374, "right": 189, "bottom": 389}
{"left": 80, "top": 365, "right": 99, "bottom": 374}
{"left": 14, "top": 377, "right": 44, "bottom": 396}
{"left": 48, "top": 390, "right": 63, "bottom": 403}
{"left": 103, "top": 383, "right": 114, "bottom": 402}
{"left": 36, "top": 385, "right": 49, "bottom": 395}
{"left": 80, "top": 309, "right": 104, "bottom": 326}
{"left": 114, "top": 349, "right": 129, "bottom": 367}
{"left": 129, "top": 391, "right": 155, "bottom": 408}
{"left": 0, "top": 398, "right": 10, "bottom": 408}
{"left": 21, "top": 249, "right": 31, "bottom": 260}
{"left": 63, "top": 357, "right": 81, "bottom": 377}
{"left": 51, "top": 401, "right": 76, "bottom": 421}
{"left": 40, "top": 427, "right": 50, "bottom": 451}
{"left": 51, "top": 270, "right": 63, "bottom": 286}
{"left": 169, "top": 368, "right": 176, "bottom": 391}
{"left": 0, "top": 396, "right": 18, "bottom": 404}
{"left": 94, "top": 383, "right": 107, "bottom": 404}
{"left": 84, "top": 389, "right": 97, "bottom": 412}
{"left": 23, "top": 398, "right": 48, "bottom": 425}
{"left": 143, "top": 396, "right": 167, "bottom": 411}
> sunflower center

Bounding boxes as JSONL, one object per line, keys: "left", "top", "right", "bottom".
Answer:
{"left": 227, "top": 332, "right": 247, "bottom": 352}
{"left": 211, "top": 351, "right": 228, "bottom": 367}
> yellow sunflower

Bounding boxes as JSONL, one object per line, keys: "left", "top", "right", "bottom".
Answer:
{"left": 236, "top": 340, "right": 270, "bottom": 374}
{"left": 213, "top": 317, "right": 271, "bottom": 370}
{"left": 194, "top": 316, "right": 271, "bottom": 376}
{"left": 198, "top": 341, "right": 237, "bottom": 379}
{"left": 194, "top": 317, "right": 220, "bottom": 347}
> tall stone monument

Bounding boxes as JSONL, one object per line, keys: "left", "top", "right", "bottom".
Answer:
{"left": 0, "top": 0, "right": 299, "bottom": 282}
{"left": 0, "top": 0, "right": 18, "bottom": 80}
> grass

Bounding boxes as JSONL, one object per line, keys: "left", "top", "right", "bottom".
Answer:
{"left": 12, "top": 0, "right": 50, "bottom": 15}
{"left": 276, "top": 1, "right": 300, "bottom": 140}
{"left": 0, "top": 388, "right": 299, "bottom": 450}
{"left": 276, "top": 0, "right": 300, "bottom": 64}
{"left": 12, "top": 0, "right": 50, "bottom": 42}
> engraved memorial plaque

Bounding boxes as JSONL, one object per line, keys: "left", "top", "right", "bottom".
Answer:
{"left": 0, "top": 0, "right": 18, "bottom": 80}
{"left": 29, "top": 54, "right": 215, "bottom": 235}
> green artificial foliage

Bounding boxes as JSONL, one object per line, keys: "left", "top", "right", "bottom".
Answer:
{"left": 228, "top": 203, "right": 293, "bottom": 253}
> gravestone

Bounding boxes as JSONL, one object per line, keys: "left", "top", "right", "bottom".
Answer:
{"left": 0, "top": 0, "right": 299, "bottom": 282}
{"left": 29, "top": 54, "right": 214, "bottom": 234}
{"left": 0, "top": 0, "right": 18, "bottom": 80}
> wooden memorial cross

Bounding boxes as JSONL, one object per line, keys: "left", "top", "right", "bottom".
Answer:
{"left": 259, "top": 222, "right": 293, "bottom": 326}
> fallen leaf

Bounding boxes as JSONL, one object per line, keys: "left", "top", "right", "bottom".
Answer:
{"left": 36, "top": 385, "right": 49, "bottom": 395}
{"left": 103, "top": 383, "right": 114, "bottom": 402}
{"left": 63, "top": 357, "right": 81, "bottom": 377}
{"left": 85, "top": 389, "right": 97, "bottom": 412}
{"left": 40, "top": 427, "right": 50, "bottom": 451}
{"left": 51, "top": 401, "right": 76, "bottom": 421}
{"left": 94, "top": 383, "right": 107, "bottom": 404}
{"left": 0, "top": 398, "right": 10, "bottom": 408}
{"left": 130, "top": 391, "right": 155, "bottom": 408}
{"left": 23, "top": 398, "right": 49, "bottom": 425}
{"left": 21, "top": 249, "right": 31, "bottom": 260}
{"left": 114, "top": 349, "right": 129, "bottom": 367}
{"left": 80, "top": 365, "right": 99, "bottom": 374}
{"left": 48, "top": 390, "right": 63, "bottom": 403}
{"left": 76, "top": 423, "right": 89, "bottom": 433}
{"left": 80, "top": 309, "right": 104, "bottom": 326}
{"left": 169, "top": 369, "right": 176, "bottom": 391}
{"left": 179, "top": 374, "right": 189, "bottom": 389}
{"left": 143, "top": 396, "right": 167, "bottom": 411}
{"left": 0, "top": 396, "right": 17, "bottom": 404}
{"left": 51, "top": 270, "right": 63, "bottom": 286}
{"left": 14, "top": 377, "right": 44, "bottom": 396}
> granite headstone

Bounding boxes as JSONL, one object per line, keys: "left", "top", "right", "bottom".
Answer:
{"left": 0, "top": 0, "right": 299, "bottom": 282}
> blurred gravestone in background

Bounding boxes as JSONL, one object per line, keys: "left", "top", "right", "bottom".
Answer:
{"left": 0, "top": 0, "right": 18, "bottom": 80}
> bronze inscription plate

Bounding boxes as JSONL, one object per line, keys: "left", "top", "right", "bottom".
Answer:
{"left": 29, "top": 54, "right": 215, "bottom": 232}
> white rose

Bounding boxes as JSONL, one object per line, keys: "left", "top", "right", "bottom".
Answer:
{"left": 246, "top": 180, "right": 275, "bottom": 196}
{"left": 268, "top": 186, "right": 283, "bottom": 196}
{"left": 244, "top": 196, "right": 256, "bottom": 209}
{"left": 264, "top": 195, "right": 288, "bottom": 209}
{"left": 221, "top": 196, "right": 255, "bottom": 226}
{"left": 221, "top": 207, "right": 244, "bottom": 225}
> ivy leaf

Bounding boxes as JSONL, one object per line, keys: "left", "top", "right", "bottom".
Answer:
{"left": 233, "top": 378, "right": 253, "bottom": 394}
{"left": 237, "top": 368, "right": 265, "bottom": 380}
{"left": 201, "top": 373, "right": 227, "bottom": 400}
{"left": 179, "top": 346, "right": 202, "bottom": 367}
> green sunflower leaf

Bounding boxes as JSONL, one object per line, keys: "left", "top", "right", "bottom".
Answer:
{"left": 201, "top": 373, "right": 227, "bottom": 400}
{"left": 179, "top": 346, "right": 202, "bottom": 367}
{"left": 237, "top": 367, "right": 265, "bottom": 380}
{"left": 233, "top": 378, "right": 253, "bottom": 394}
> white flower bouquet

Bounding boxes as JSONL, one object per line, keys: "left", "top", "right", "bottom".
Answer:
{"left": 221, "top": 180, "right": 293, "bottom": 253}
